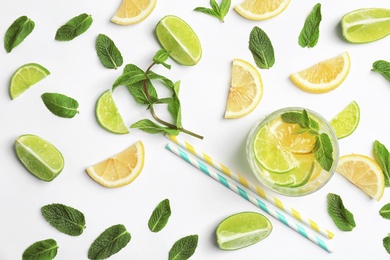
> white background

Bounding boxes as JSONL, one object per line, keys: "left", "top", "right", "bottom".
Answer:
{"left": 1, "top": 0, "right": 390, "bottom": 259}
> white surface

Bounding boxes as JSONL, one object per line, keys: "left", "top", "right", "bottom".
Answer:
{"left": 1, "top": 0, "right": 390, "bottom": 259}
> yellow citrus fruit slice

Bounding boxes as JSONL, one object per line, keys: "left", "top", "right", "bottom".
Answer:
{"left": 86, "top": 141, "right": 145, "bottom": 188}
{"left": 234, "top": 0, "right": 290, "bottom": 20}
{"left": 336, "top": 154, "right": 384, "bottom": 201}
{"left": 224, "top": 59, "right": 263, "bottom": 118}
{"left": 111, "top": 0, "right": 157, "bottom": 25}
{"left": 290, "top": 52, "right": 351, "bottom": 94}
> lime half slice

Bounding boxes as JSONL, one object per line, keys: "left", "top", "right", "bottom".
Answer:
{"left": 10, "top": 63, "right": 50, "bottom": 99}
{"left": 330, "top": 101, "right": 360, "bottom": 139}
{"left": 216, "top": 212, "right": 272, "bottom": 250}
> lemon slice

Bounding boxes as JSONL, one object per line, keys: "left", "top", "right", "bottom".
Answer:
{"left": 224, "top": 59, "right": 263, "bottom": 118}
{"left": 330, "top": 101, "right": 360, "bottom": 139}
{"left": 234, "top": 0, "right": 290, "bottom": 20}
{"left": 86, "top": 141, "right": 145, "bottom": 188}
{"left": 337, "top": 154, "right": 385, "bottom": 201}
{"left": 111, "top": 0, "right": 156, "bottom": 25}
{"left": 290, "top": 52, "right": 350, "bottom": 94}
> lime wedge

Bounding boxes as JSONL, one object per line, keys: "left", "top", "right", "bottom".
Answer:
{"left": 10, "top": 63, "right": 50, "bottom": 99}
{"left": 216, "top": 212, "right": 272, "bottom": 250}
{"left": 330, "top": 101, "right": 360, "bottom": 139}
{"left": 15, "top": 134, "right": 64, "bottom": 181}
{"left": 155, "top": 15, "right": 202, "bottom": 66}
{"left": 341, "top": 8, "right": 390, "bottom": 43}
{"left": 253, "top": 124, "right": 298, "bottom": 173}
{"left": 95, "top": 90, "right": 129, "bottom": 134}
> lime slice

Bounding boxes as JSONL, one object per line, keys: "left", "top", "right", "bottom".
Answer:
{"left": 155, "top": 15, "right": 202, "bottom": 66}
{"left": 253, "top": 124, "right": 298, "bottom": 173}
{"left": 10, "top": 63, "right": 50, "bottom": 99}
{"left": 341, "top": 8, "right": 390, "bottom": 43}
{"left": 15, "top": 134, "right": 64, "bottom": 181}
{"left": 330, "top": 101, "right": 360, "bottom": 139}
{"left": 216, "top": 212, "right": 272, "bottom": 250}
{"left": 95, "top": 90, "right": 129, "bottom": 134}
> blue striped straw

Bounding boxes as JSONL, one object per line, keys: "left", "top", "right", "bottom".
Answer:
{"left": 166, "top": 143, "right": 333, "bottom": 253}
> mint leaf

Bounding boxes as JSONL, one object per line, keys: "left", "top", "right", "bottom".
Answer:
{"left": 148, "top": 71, "right": 175, "bottom": 91}
{"left": 41, "top": 203, "right": 86, "bottom": 236}
{"left": 374, "top": 140, "right": 390, "bottom": 187}
{"left": 88, "top": 224, "right": 131, "bottom": 260}
{"left": 131, "top": 119, "right": 180, "bottom": 135}
{"left": 313, "top": 133, "right": 333, "bottom": 172}
{"left": 168, "top": 81, "right": 182, "bottom": 128}
{"left": 153, "top": 49, "right": 171, "bottom": 69}
{"left": 384, "top": 235, "right": 390, "bottom": 254}
{"left": 327, "top": 193, "right": 355, "bottom": 231}
{"left": 41, "top": 93, "right": 79, "bottom": 118}
{"left": 112, "top": 71, "right": 146, "bottom": 90}
{"left": 169, "top": 235, "right": 199, "bottom": 260}
{"left": 298, "top": 3, "right": 322, "bottom": 48}
{"left": 22, "top": 238, "right": 58, "bottom": 260}
{"left": 372, "top": 60, "right": 390, "bottom": 83}
{"left": 380, "top": 203, "right": 390, "bottom": 219}
{"left": 148, "top": 198, "right": 172, "bottom": 232}
{"left": 194, "top": 0, "right": 231, "bottom": 22}
{"left": 249, "top": 26, "right": 275, "bottom": 69}
{"left": 96, "top": 34, "right": 123, "bottom": 69}
{"left": 280, "top": 110, "right": 319, "bottom": 133}
{"left": 4, "top": 16, "right": 35, "bottom": 53}
{"left": 55, "top": 13, "right": 93, "bottom": 41}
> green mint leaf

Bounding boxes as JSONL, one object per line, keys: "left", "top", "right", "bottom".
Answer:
{"left": 313, "top": 133, "right": 333, "bottom": 172}
{"left": 219, "top": 0, "right": 231, "bottom": 18}
{"left": 249, "top": 26, "right": 275, "bottom": 69}
{"left": 148, "top": 71, "right": 175, "bottom": 90}
{"left": 380, "top": 203, "right": 390, "bottom": 219}
{"left": 194, "top": 0, "right": 230, "bottom": 22}
{"left": 372, "top": 60, "right": 390, "bottom": 83}
{"left": 41, "top": 203, "right": 86, "bottom": 236}
{"left": 210, "top": 0, "right": 221, "bottom": 14}
{"left": 96, "top": 34, "right": 123, "bottom": 70}
{"left": 131, "top": 119, "right": 180, "bottom": 135}
{"left": 281, "top": 111, "right": 310, "bottom": 129}
{"left": 55, "top": 13, "right": 93, "bottom": 41}
{"left": 194, "top": 7, "right": 220, "bottom": 20}
{"left": 384, "top": 235, "right": 390, "bottom": 254}
{"left": 153, "top": 49, "right": 171, "bottom": 69}
{"left": 88, "top": 224, "right": 131, "bottom": 260}
{"left": 148, "top": 198, "right": 172, "bottom": 232}
{"left": 298, "top": 3, "right": 322, "bottom": 48}
{"left": 124, "top": 63, "right": 144, "bottom": 74}
{"left": 128, "top": 79, "right": 158, "bottom": 104}
{"left": 22, "top": 238, "right": 58, "bottom": 260}
{"left": 4, "top": 16, "right": 35, "bottom": 53}
{"left": 168, "top": 81, "right": 182, "bottom": 128}
{"left": 327, "top": 193, "right": 356, "bottom": 231}
{"left": 374, "top": 140, "right": 390, "bottom": 187}
{"left": 112, "top": 71, "right": 146, "bottom": 90}
{"left": 41, "top": 93, "right": 79, "bottom": 118}
{"left": 169, "top": 235, "right": 199, "bottom": 260}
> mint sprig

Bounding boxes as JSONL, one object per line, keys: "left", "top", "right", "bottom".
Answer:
{"left": 194, "top": 0, "right": 231, "bottom": 22}
{"left": 281, "top": 109, "right": 334, "bottom": 171}
{"left": 327, "top": 193, "right": 356, "bottom": 231}
{"left": 298, "top": 3, "right": 322, "bottom": 48}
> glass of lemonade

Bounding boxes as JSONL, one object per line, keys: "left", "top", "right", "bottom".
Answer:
{"left": 246, "top": 107, "right": 339, "bottom": 196}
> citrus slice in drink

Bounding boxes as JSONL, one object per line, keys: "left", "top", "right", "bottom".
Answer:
{"left": 224, "top": 59, "right": 263, "bottom": 118}
{"left": 95, "top": 90, "right": 129, "bottom": 134}
{"left": 155, "top": 15, "right": 202, "bottom": 66}
{"left": 341, "top": 8, "right": 390, "bottom": 43}
{"left": 336, "top": 154, "right": 384, "bottom": 201}
{"left": 216, "top": 212, "right": 272, "bottom": 250}
{"left": 253, "top": 124, "right": 298, "bottom": 173}
{"left": 86, "top": 141, "right": 145, "bottom": 188}
{"left": 111, "top": 0, "right": 157, "bottom": 25}
{"left": 14, "top": 134, "right": 64, "bottom": 181}
{"left": 289, "top": 52, "right": 350, "bottom": 94}
{"left": 10, "top": 63, "right": 50, "bottom": 99}
{"left": 330, "top": 101, "right": 360, "bottom": 139}
{"left": 234, "top": 0, "right": 290, "bottom": 20}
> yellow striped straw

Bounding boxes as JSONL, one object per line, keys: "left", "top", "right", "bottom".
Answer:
{"left": 166, "top": 134, "right": 334, "bottom": 240}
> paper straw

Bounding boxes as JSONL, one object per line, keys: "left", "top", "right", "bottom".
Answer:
{"left": 166, "top": 143, "right": 333, "bottom": 253}
{"left": 166, "top": 134, "right": 334, "bottom": 240}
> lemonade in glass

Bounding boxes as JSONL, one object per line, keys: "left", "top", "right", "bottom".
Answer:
{"left": 246, "top": 107, "right": 339, "bottom": 196}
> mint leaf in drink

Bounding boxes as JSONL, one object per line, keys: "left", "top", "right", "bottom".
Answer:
{"left": 4, "top": 16, "right": 35, "bottom": 53}
{"left": 327, "top": 193, "right": 355, "bottom": 231}
{"left": 249, "top": 26, "right": 275, "bottom": 69}
{"left": 41, "top": 203, "right": 86, "bottom": 236}
{"left": 131, "top": 119, "right": 180, "bottom": 135}
{"left": 281, "top": 110, "right": 319, "bottom": 133}
{"left": 380, "top": 203, "right": 390, "bottom": 219}
{"left": 169, "top": 235, "right": 199, "bottom": 260}
{"left": 148, "top": 198, "right": 172, "bottom": 232}
{"left": 88, "top": 224, "right": 131, "bottom": 260}
{"left": 384, "top": 235, "right": 390, "bottom": 254}
{"left": 374, "top": 140, "right": 390, "bottom": 187}
{"left": 153, "top": 49, "right": 171, "bottom": 69}
{"left": 22, "top": 238, "right": 58, "bottom": 260}
{"left": 372, "top": 60, "right": 390, "bottom": 82}
{"left": 96, "top": 34, "right": 123, "bottom": 69}
{"left": 194, "top": 0, "right": 231, "bottom": 22}
{"left": 298, "top": 3, "right": 322, "bottom": 48}
{"left": 313, "top": 133, "right": 333, "bottom": 172}
{"left": 41, "top": 93, "right": 79, "bottom": 118}
{"left": 55, "top": 13, "right": 93, "bottom": 41}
